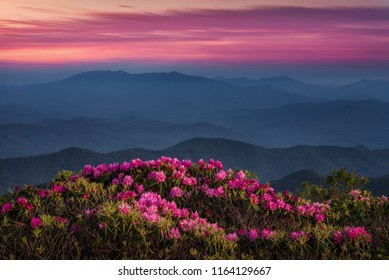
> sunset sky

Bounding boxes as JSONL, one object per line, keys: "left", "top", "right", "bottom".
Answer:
{"left": 1, "top": 0, "right": 389, "bottom": 84}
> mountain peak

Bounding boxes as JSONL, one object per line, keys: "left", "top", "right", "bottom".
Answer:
{"left": 168, "top": 71, "right": 181, "bottom": 75}
{"left": 64, "top": 70, "right": 131, "bottom": 82}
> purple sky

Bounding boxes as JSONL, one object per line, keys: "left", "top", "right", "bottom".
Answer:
{"left": 1, "top": 1, "right": 389, "bottom": 84}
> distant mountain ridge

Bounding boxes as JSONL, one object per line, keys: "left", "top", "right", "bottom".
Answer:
{"left": 206, "top": 99, "right": 389, "bottom": 148}
{"left": 214, "top": 75, "right": 331, "bottom": 96}
{"left": 3, "top": 98, "right": 389, "bottom": 158}
{"left": 0, "top": 117, "right": 238, "bottom": 158}
{"left": 2, "top": 138, "right": 389, "bottom": 195}
{"left": 215, "top": 75, "right": 389, "bottom": 101}
{"left": 0, "top": 70, "right": 315, "bottom": 122}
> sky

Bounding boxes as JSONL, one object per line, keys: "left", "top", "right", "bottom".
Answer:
{"left": 1, "top": 0, "right": 389, "bottom": 84}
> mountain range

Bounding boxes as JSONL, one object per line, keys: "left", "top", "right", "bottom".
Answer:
{"left": 1, "top": 70, "right": 389, "bottom": 196}
{"left": 0, "top": 117, "right": 237, "bottom": 158}
{"left": 2, "top": 70, "right": 389, "bottom": 122}
{"left": 2, "top": 98, "right": 389, "bottom": 158}
{"left": 1, "top": 138, "right": 389, "bottom": 195}
{"left": 0, "top": 71, "right": 315, "bottom": 122}
{"left": 216, "top": 75, "right": 389, "bottom": 101}
{"left": 206, "top": 99, "right": 389, "bottom": 148}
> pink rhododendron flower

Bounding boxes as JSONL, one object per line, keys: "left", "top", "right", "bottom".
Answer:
{"left": 182, "top": 176, "right": 197, "bottom": 186}
{"left": 236, "top": 170, "right": 246, "bottom": 180}
{"left": 135, "top": 184, "right": 145, "bottom": 194}
{"left": 349, "top": 189, "right": 362, "bottom": 200}
{"left": 213, "top": 159, "right": 223, "bottom": 169}
{"left": 237, "top": 228, "right": 247, "bottom": 236}
{"left": 262, "top": 193, "right": 272, "bottom": 202}
{"left": 345, "top": 226, "right": 372, "bottom": 242}
{"left": 180, "top": 208, "right": 189, "bottom": 218}
{"left": 108, "top": 163, "right": 120, "bottom": 172}
{"left": 137, "top": 192, "right": 164, "bottom": 208}
{"left": 179, "top": 219, "right": 196, "bottom": 232}
{"left": 249, "top": 193, "right": 259, "bottom": 204}
{"left": 119, "top": 160, "right": 130, "bottom": 172}
{"left": 333, "top": 231, "right": 344, "bottom": 245}
{"left": 246, "top": 181, "right": 260, "bottom": 193}
{"left": 112, "top": 178, "right": 120, "bottom": 186}
{"left": 171, "top": 170, "right": 185, "bottom": 179}
{"left": 122, "top": 175, "right": 134, "bottom": 187}
{"left": 170, "top": 186, "right": 183, "bottom": 198}
{"left": 82, "top": 164, "right": 94, "bottom": 176}
{"left": 190, "top": 211, "right": 200, "bottom": 220}
{"left": 26, "top": 204, "right": 34, "bottom": 211}
{"left": 17, "top": 197, "right": 28, "bottom": 206}
{"left": 52, "top": 185, "right": 67, "bottom": 193}
{"left": 31, "top": 217, "right": 42, "bottom": 229}
{"left": 215, "top": 186, "right": 225, "bottom": 197}
{"left": 1, "top": 202, "right": 13, "bottom": 214}
{"left": 142, "top": 212, "right": 160, "bottom": 223}
{"left": 215, "top": 170, "right": 227, "bottom": 181}
{"left": 116, "top": 191, "right": 136, "bottom": 201}
{"left": 290, "top": 231, "right": 309, "bottom": 241}
{"left": 127, "top": 158, "right": 142, "bottom": 169}
{"left": 162, "top": 201, "right": 181, "bottom": 217}
{"left": 118, "top": 203, "right": 131, "bottom": 215}
{"left": 84, "top": 208, "right": 95, "bottom": 219}
{"left": 378, "top": 195, "right": 388, "bottom": 205}
{"left": 296, "top": 205, "right": 306, "bottom": 215}
{"left": 226, "top": 232, "right": 239, "bottom": 242}
{"left": 37, "top": 189, "right": 51, "bottom": 198}
{"left": 315, "top": 213, "right": 325, "bottom": 223}
{"left": 167, "top": 227, "right": 181, "bottom": 240}
{"left": 201, "top": 185, "right": 211, "bottom": 196}
{"left": 261, "top": 228, "right": 274, "bottom": 239}
{"left": 148, "top": 171, "right": 166, "bottom": 183}
{"left": 265, "top": 201, "right": 277, "bottom": 211}
{"left": 181, "top": 159, "right": 192, "bottom": 168}
{"left": 248, "top": 228, "right": 259, "bottom": 241}
{"left": 96, "top": 164, "right": 107, "bottom": 173}
{"left": 70, "top": 174, "right": 79, "bottom": 182}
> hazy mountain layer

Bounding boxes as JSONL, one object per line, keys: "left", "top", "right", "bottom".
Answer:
{"left": 2, "top": 99, "right": 389, "bottom": 158}
{"left": 205, "top": 99, "right": 389, "bottom": 148}
{"left": 2, "top": 138, "right": 389, "bottom": 194}
{"left": 0, "top": 71, "right": 314, "bottom": 122}
{"left": 217, "top": 76, "right": 389, "bottom": 101}
{"left": 0, "top": 117, "right": 237, "bottom": 158}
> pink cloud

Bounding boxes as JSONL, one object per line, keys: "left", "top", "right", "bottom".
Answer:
{"left": 0, "top": 6, "right": 388, "bottom": 64}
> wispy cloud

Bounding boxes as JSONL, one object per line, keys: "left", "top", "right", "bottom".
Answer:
{"left": 118, "top": 5, "right": 134, "bottom": 9}
{"left": 1, "top": 6, "right": 388, "bottom": 64}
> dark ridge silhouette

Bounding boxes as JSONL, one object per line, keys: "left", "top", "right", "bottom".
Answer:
{"left": 0, "top": 70, "right": 316, "bottom": 121}
{"left": 0, "top": 117, "right": 238, "bottom": 158}
{"left": 2, "top": 138, "right": 389, "bottom": 195}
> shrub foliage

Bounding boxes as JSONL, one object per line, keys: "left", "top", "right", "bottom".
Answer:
{"left": 0, "top": 157, "right": 388, "bottom": 259}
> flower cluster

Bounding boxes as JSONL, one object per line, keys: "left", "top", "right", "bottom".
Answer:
{"left": 0, "top": 156, "right": 385, "bottom": 260}
{"left": 290, "top": 231, "right": 310, "bottom": 241}
{"left": 333, "top": 226, "right": 372, "bottom": 244}
{"left": 349, "top": 189, "right": 370, "bottom": 202}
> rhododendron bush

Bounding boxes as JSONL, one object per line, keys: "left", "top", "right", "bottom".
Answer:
{"left": 0, "top": 157, "right": 388, "bottom": 259}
